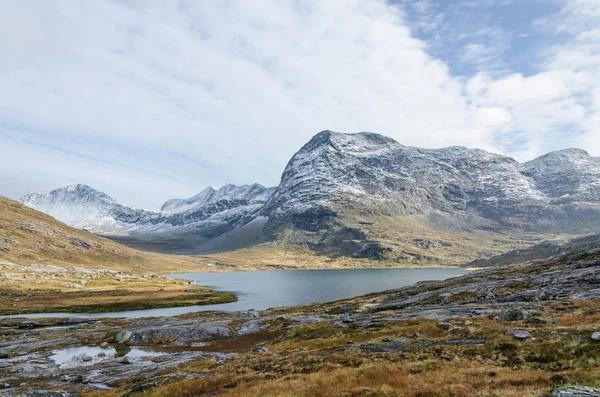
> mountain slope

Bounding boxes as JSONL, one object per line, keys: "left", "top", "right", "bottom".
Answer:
{"left": 0, "top": 196, "right": 211, "bottom": 274}
{"left": 462, "top": 233, "right": 600, "bottom": 269}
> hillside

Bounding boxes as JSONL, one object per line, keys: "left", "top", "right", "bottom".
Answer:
{"left": 0, "top": 196, "right": 238, "bottom": 315}
{"left": 463, "top": 233, "right": 600, "bottom": 269}
{"left": 0, "top": 196, "right": 213, "bottom": 274}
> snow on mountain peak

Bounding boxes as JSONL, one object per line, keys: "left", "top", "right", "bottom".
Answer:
{"left": 160, "top": 184, "right": 274, "bottom": 213}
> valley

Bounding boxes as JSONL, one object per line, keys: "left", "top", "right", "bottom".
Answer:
{"left": 2, "top": 131, "right": 600, "bottom": 396}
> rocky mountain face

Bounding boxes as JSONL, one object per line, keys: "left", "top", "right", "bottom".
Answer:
{"left": 262, "top": 131, "right": 600, "bottom": 231}
{"left": 20, "top": 131, "right": 600, "bottom": 259}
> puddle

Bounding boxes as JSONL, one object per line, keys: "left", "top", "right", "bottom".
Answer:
{"left": 50, "top": 345, "right": 165, "bottom": 369}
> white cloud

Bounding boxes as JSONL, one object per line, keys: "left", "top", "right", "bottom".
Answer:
{"left": 0, "top": 0, "right": 598, "bottom": 208}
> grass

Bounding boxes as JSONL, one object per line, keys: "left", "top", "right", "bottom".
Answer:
{"left": 0, "top": 289, "right": 236, "bottom": 315}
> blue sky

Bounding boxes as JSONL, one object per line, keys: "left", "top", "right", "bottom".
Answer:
{"left": 0, "top": 0, "right": 599, "bottom": 209}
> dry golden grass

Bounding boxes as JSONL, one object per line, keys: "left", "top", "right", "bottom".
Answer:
{"left": 74, "top": 298, "right": 594, "bottom": 397}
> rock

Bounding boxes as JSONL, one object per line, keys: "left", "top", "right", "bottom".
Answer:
{"left": 413, "top": 331, "right": 421, "bottom": 338}
{"left": 0, "top": 352, "right": 8, "bottom": 359}
{"left": 190, "top": 342, "right": 208, "bottom": 347}
{"left": 100, "top": 342, "right": 109, "bottom": 348}
{"left": 122, "top": 356, "right": 132, "bottom": 364}
{"left": 506, "top": 329, "right": 530, "bottom": 340}
{"left": 256, "top": 346, "right": 269, "bottom": 353}
{"left": 381, "top": 337, "right": 393, "bottom": 342}
{"left": 591, "top": 332, "right": 600, "bottom": 341}
{"left": 478, "top": 291, "right": 495, "bottom": 300}
{"left": 495, "top": 308, "right": 526, "bottom": 322}
{"left": 241, "top": 309, "right": 261, "bottom": 318}
{"left": 81, "top": 355, "right": 93, "bottom": 362}
{"left": 552, "top": 385, "right": 600, "bottom": 396}
{"left": 115, "top": 330, "right": 133, "bottom": 344}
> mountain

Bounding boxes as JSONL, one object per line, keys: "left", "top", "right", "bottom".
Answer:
{"left": 262, "top": 131, "right": 600, "bottom": 231}
{"left": 161, "top": 184, "right": 275, "bottom": 213}
{"left": 20, "top": 183, "right": 275, "bottom": 253}
{"left": 20, "top": 131, "right": 600, "bottom": 262}
{"left": 20, "top": 184, "right": 155, "bottom": 235}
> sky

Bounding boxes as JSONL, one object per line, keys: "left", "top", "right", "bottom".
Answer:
{"left": 0, "top": 0, "right": 599, "bottom": 209}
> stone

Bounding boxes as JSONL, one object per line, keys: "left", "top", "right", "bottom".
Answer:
{"left": 256, "top": 346, "right": 269, "bottom": 353}
{"left": 99, "top": 342, "right": 109, "bottom": 348}
{"left": 381, "top": 337, "right": 393, "bottom": 342}
{"left": 115, "top": 330, "right": 133, "bottom": 344}
{"left": 552, "top": 385, "right": 600, "bottom": 396}
{"left": 495, "top": 308, "right": 526, "bottom": 322}
{"left": 591, "top": 332, "right": 600, "bottom": 341}
{"left": 242, "top": 309, "right": 261, "bottom": 318}
{"left": 413, "top": 331, "right": 421, "bottom": 338}
{"left": 506, "top": 329, "right": 530, "bottom": 340}
{"left": 122, "top": 356, "right": 132, "bottom": 364}
{"left": 0, "top": 351, "right": 8, "bottom": 359}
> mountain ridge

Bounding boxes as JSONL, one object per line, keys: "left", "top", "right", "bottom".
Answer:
{"left": 20, "top": 130, "right": 600, "bottom": 261}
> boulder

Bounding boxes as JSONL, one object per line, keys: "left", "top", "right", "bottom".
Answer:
{"left": 115, "top": 330, "right": 133, "bottom": 344}
{"left": 506, "top": 329, "right": 530, "bottom": 340}
{"left": 495, "top": 308, "right": 526, "bottom": 322}
{"left": 591, "top": 332, "right": 600, "bottom": 341}
{"left": 256, "top": 346, "right": 269, "bottom": 353}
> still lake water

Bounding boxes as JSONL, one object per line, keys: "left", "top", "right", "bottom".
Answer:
{"left": 6, "top": 268, "right": 467, "bottom": 319}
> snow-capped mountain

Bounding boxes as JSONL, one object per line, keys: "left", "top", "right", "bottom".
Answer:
{"left": 161, "top": 184, "right": 275, "bottom": 213}
{"left": 20, "top": 183, "right": 275, "bottom": 246}
{"left": 261, "top": 131, "right": 600, "bottom": 235}
{"left": 19, "top": 130, "right": 600, "bottom": 257}
{"left": 20, "top": 184, "right": 156, "bottom": 235}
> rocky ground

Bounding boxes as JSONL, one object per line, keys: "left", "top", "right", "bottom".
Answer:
{"left": 1, "top": 243, "right": 600, "bottom": 396}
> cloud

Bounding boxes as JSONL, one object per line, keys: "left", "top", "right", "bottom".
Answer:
{"left": 464, "top": 0, "right": 600, "bottom": 160}
{"left": 0, "top": 0, "right": 598, "bottom": 208}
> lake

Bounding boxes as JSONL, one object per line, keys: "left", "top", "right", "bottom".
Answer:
{"left": 5, "top": 268, "right": 467, "bottom": 319}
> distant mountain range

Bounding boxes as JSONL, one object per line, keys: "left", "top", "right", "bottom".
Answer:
{"left": 20, "top": 131, "right": 600, "bottom": 261}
